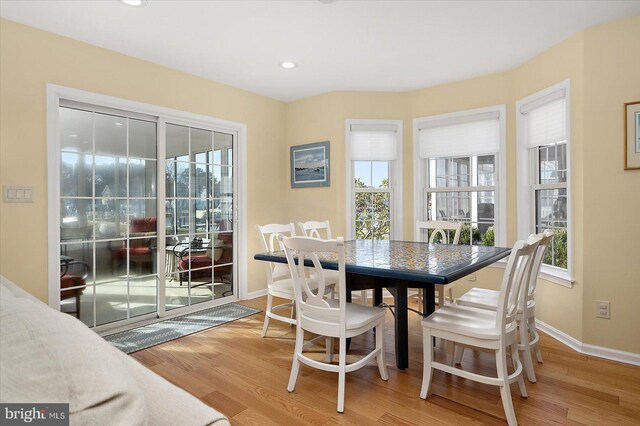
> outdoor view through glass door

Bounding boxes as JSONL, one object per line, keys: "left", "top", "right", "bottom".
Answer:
{"left": 164, "top": 123, "right": 235, "bottom": 310}
{"left": 58, "top": 103, "right": 237, "bottom": 329}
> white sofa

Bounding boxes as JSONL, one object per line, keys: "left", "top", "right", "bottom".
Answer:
{"left": 0, "top": 276, "right": 230, "bottom": 426}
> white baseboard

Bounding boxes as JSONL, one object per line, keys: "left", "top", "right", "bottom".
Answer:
{"left": 536, "top": 319, "right": 640, "bottom": 366}
{"left": 245, "top": 288, "right": 268, "bottom": 300}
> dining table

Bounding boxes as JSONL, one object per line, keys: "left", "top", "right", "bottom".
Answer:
{"left": 254, "top": 239, "right": 511, "bottom": 370}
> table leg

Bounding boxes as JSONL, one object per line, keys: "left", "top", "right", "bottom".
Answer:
{"left": 346, "top": 274, "right": 352, "bottom": 352}
{"left": 393, "top": 283, "right": 409, "bottom": 370}
{"left": 373, "top": 287, "right": 383, "bottom": 307}
{"left": 422, "top": 283, "right": 436, "bottom": 317}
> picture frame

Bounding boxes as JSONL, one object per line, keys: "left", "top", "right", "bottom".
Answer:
{"left": 290, "top": 141, "right": 330, "bottom": 188}
{"left": 624, "top": 101, "right": 640, "bottom": 170}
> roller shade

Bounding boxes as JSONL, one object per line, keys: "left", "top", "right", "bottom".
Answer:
{"left": 521, "top": 93, "right": 566, "bottom": 148}
{"left": 350, "top": 126, "right": 397, "bottom": 161}
{"left": 418, "top": 112, "right": 499, "bottom": 159}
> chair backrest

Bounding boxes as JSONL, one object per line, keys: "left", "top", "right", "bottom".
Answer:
{"left": 495, "top": 235, "right": 542, "bottom": 334}
{"left": 415, "top": 220, "right": 462, "bottom": 245}
{"left": 280, "top": 235, "right": 347, "bottom": 332}
{"left": 255, "top": 223, "right": 296, "bottom": 283}
{"left": 298, "top": 220, "right": 332, "bottom": 240}
{"left": 524, "top": 229, "right": 555, "bottom": 302}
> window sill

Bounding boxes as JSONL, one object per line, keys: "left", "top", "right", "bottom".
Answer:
{"left": 539, "top": 267, "right": 574, "bottom": 288}
{"left": 487, "top": 259, "right": 574, "bottom": 288}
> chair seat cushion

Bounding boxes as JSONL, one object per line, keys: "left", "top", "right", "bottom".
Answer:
{"left": 456, "top": 287, "right": 499, "bottom": 310}
{"left": 179, "top": 255, "right": 212, "bottom": 270}
{"left": 321, "top": 299, "right": 386, "bottom": 330}
{"left": 422, "top": 304, "right": 502, "bottom": 340}
{"left": 268, "top": 277, "right": 323, "bottom": 299}
{"left": 457, "top": 288, "right": 533, "bottom": 316}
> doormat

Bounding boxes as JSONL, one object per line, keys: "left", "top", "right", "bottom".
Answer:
{"left": 104, "top": 303, "right": 261, "bottom": 354}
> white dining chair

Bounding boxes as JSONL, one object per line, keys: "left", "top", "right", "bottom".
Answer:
{"left": 420, "top": 235, "right": 541, "bottom": 426}
{"left": 280, "top": 235, "right": 388, "bottom": 413}
{"left": 414, "top": 220, "right": 463, "bottom": 309}
{"left": 454, "top": 229, "right": 554, "bottom": 382}
{"left": 255, "top": 223, "right": 300, "bottom": 337}
{"left": 298, "top": 220, "right": 369, "bottom": 305}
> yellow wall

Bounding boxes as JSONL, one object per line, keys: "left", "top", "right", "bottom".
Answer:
{"left": 2, "top": 15, "right": 639, "bottom": 353}
{"left": 581, "top": 17, "right": 640, "bottom": 352}
{"left": 0, "top": 19, "right": 287, "bottom": 299}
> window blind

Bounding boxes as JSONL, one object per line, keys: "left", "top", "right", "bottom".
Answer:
{"left": 418, "top": 112, "right": 499, "bottom": 159}
{"left": 350, "top": 127, "right": 397, "bottom": 161}
{"left": 521, "top": 95, "right": 566, "bottom": 148}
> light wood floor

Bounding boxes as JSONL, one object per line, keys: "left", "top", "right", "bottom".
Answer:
{"left": 132, "top": 296, "right": 640, "bottom": 425}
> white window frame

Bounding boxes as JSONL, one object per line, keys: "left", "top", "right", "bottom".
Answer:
{"left": 46, "top": 84, "right": 248, "bottom": 331}
{"left": 516, "top": 79, "right": 573, "bottom": 287}
{"left": 345, "top": 119, "right": 403, "bottom": 240}
{"left": 413, "top": 105, "right": 507, "bottom": 247}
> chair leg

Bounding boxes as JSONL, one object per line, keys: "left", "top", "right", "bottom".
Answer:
{"left": 511, "top": 341, "right": 528, "bottom": 397}
{"left": 453, "top": 344, "right": 464, "bottom": 365}
{"left": 519, "top": 320, "right": 537, "bottom": 383}
{"left": 287, "top": 323, "right": 304, "bottom": 393}
{"left": 337, "top": 336, "right": 347, "bottom": 413}
{"left": 261, "top": 293, "right": 273, "bottom": 337}
{"left": 445, "top": 340, "right": 455, "bottom": 367}
{"left": 437, "top": 286, "right": 445, "bottom": 308}
{"left": 75, "top": 292, "right": 81, "bottom": 319}
{"left": 447, "top": 286, "right": 454, "bottom": 304}
{"left": 417, "top": 288, "right": 423, "bottom": 308}
{"left": 529, "top": 319, "right": 543, "bottom": 363}
{"left": 325, "top": 337, "right": 334, "bottom": 363}
{"left": 420, "top": 328, "right": 434, "bottom": 399}
{"left": 497, "top": 346, "right": 518, "bottom": 426}
{"left": 290, "top": 301, "right": 296, "bottom": 323}
{"left": 375, "top": 322, "right": 388, "bottom": 381}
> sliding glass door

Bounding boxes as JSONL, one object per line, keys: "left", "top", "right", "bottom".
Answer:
{"left": 59, "top": 105, "right": 158, "bottom": 327}
{"left": 57, "top": 102, "right": 237, "bottom": 330}
{"left": 164, "top": 123, "right": 236, "bottom": 310}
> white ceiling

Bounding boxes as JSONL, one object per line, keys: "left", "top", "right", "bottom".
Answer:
{"left": 2, "top": 1, "right": 640, "bottom": 102}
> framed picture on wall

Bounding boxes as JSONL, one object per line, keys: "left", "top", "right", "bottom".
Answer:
{"left": 624, "top": 101, "right": 640, "bottom": 170}
{"left": 290, "top": 141, "right": 330, "bottom": 188}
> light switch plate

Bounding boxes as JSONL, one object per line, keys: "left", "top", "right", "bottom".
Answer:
{"left": 3, "top": 185, "right": 34, "bottom": 203}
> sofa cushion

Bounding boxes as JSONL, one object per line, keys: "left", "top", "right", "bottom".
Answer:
{"left": 0, "top": 295, "right": 147, "bottom": 425}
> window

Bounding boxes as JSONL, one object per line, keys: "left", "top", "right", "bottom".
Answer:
{"left": 413, "top": 106, "right": 506, "bottom": 247}
{"left": 346, "top": 120, "right": 403, "bottom": 240}
{"left": 516, "top": 80, "right": 572, "bottom": 285}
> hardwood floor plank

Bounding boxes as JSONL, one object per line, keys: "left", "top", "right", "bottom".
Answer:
{"left": 232, "top": 408, "right": 281, "bottom": 426}
{"left": 202, "top": 390, "right": 247, "bottom": 418}
{"left": 148, "top": 361, "right": 218, "bottom": 398}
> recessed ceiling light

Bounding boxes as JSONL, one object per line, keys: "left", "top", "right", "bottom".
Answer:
{"left": 120, "top": 0, "right": 147, "bottom": 7}
{"left": 280, "top": 61, "right": 297, "bottom": 69}
{"left": 115, "top": 122, "right": 124, "bottom": 126}
{"left": 69, "top": 134, "right": 78, "bottom": 138}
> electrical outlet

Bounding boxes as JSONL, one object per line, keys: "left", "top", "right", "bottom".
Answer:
{"left": 596, "top": 300, "right": 610, "bottom": 319}
{"left": 468, "top": 273, "right": 476, "bottom": 282}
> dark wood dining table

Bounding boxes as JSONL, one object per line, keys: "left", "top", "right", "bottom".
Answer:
{"left": 254, "top": 239, "right": 511, "bottom": 370}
